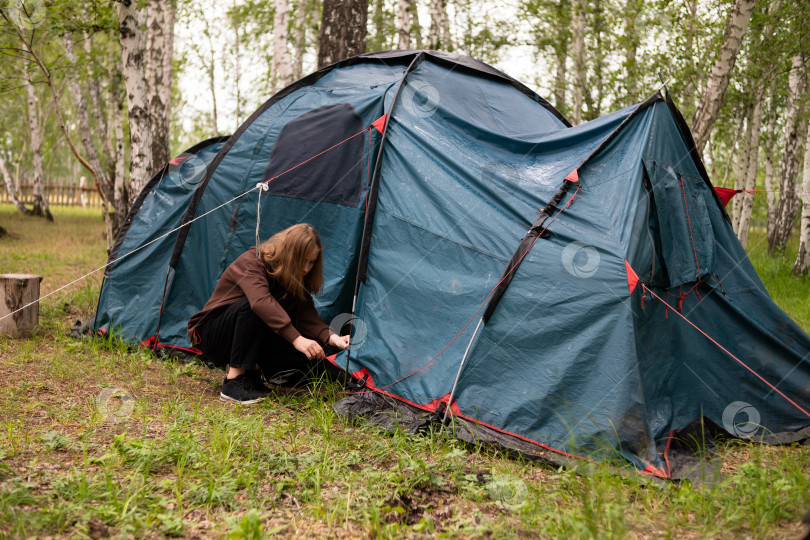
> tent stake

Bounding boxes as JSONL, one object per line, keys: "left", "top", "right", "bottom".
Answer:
{"left": 441, "top": 317, "right": 483, "bottom": 429}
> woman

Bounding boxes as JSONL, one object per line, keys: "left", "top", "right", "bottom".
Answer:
{"left": 188, "top": 224, "right": 350, "bottom": 404}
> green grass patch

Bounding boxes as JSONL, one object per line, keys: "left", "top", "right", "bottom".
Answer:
{"left": 0, "top": 203, "right": 808, "bottom": 538}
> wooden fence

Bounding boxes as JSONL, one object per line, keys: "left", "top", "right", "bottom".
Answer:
{"left": 0, "top": 182, "right": 104, "bottom": 207}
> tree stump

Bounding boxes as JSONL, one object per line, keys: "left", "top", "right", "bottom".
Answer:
{"left": 0, "top": 274, "right": 43, "bottom": 337}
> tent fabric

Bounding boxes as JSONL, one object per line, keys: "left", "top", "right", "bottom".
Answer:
{"left": 92, "top": 136, "right": 229, "bottom": 349}
{"left": 89, "top": 50, "right": 810, "bottom": 477}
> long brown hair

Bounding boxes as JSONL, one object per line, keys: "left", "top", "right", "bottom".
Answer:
{"left": 259, "top": 223, "right": 323, "bottom": 299}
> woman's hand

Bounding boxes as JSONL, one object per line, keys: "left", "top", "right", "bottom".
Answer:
{"left": 329, "top": 334, "right": 351, "bottom": 350}
{"left": 292, "top": 336, "right": 325, "bottom": 360}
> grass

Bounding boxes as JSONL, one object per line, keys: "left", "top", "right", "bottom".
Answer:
{"left": 0, "top": 204, "right": 809, "bottom": 538}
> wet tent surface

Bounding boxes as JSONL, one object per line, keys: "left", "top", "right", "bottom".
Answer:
{"left": 91, "top": 51, "right": 810, "bottom": 476}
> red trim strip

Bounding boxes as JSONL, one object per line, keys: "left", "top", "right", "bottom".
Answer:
{"left": 328, "top": 356, "right": 669, "bottom": 478}
{"left": 140, "top": 335, "right": 202, "bottom": 355}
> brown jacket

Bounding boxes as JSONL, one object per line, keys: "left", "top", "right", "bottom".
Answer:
{"left": 187, "top": 249, "right": 332, "bottom": 346}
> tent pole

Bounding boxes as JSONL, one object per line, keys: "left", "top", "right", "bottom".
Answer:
{"left": 343, "top": 293, "right": 359, "bottom": 389}
{"left": 344, "top": 53, "right": 425, "bottom": 390}
{"left": 441, "top": 317, "right": 483, "bottom": 429}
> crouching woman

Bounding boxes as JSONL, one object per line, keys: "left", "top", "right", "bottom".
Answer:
{"left": 187, "top": 223, "right": 350, "bottom": 404}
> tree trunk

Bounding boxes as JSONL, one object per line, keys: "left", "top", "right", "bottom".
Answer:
{"left": 428, "top": 0, "right": 442, "bottom": 49}
{"left": 317, "top": 0, "right": 368, "bottom": 68}
{"left": 769, "top": 54, "right": 808, "bottom": 255}
{"left": 0, "top": 156, "right": 31, "bottom": 215}
{"left": 82, "top": 30, "right": 111, "bottom": 165}
{"left": 293, "top": 0, "right": 307, "bottom": 78}
{"left": 732, "top": 105, "right": 751, "bottom": 232}
{"left": 554, "top": 50, "right": 566, "bottom": 113}
{"left": 736, "top": 94, "right": 764, "bottom": 248}
{"left": 0, "top": 274, "right": 42, "bottom": 337}
{"left": 587, "top": 0, "right": 604, "bottom": 119}
{"left": 197, "top": 10, "right": 220, "bottom": 136}
{"left": 233, "top": 9, "right": 242, "bottom": 125}
{"left": 108, "top": 28, "right": 128, "bottom": 235}
{"left": 764, "top": 95, "right": 778, "bottom": 244}
{"left": 410, "top": 1, "right": 422, "bottom": 49}
{"left": 23, "top": 64, "right": 51, "bottom": 221}
{"left": 119, "top": 0, "right": 154, "bottom": 205}
{"left": 571, "top": 0, "right": 586, "bottom": 125}
{"left": 146, "top": 0, "right": 175, "bottom": 170}
{"left": 793, "top": 121, "right": 810, "bottom": 275}
{"left": 274, "top": 0, "right": 295, "bottom": 89}
{"left": 681, "top": 0, "right": 698, "bottom": 111}
{"left": 397, "top": 0, "right": 411, "bottom": 50}
{"left": 690, "top": 0, "right": 756, "bottom": 155}
{"left": 441, "top": 0, "right": 451, "bottom": 50}
{"left": 113, "top": 84, "right": 127, "bottom": 235}
{"left": 64, "top": 31, "right": 116, "bottom": 247}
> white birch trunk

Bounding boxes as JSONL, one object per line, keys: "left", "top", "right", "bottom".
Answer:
{"left": 64, "top": 32, "right": 115, "bottom": 248}
{"left": 793, "top": 121, "right": 810, "bottom": 274}
{"left": 397, "top": 0, "right": 411, "bottom": 50}
{"left": 411, "top": 1, "right": 422, "bottom": 49}
{"left": 146, "top": 0, "right": 174, "bottom": 169}
{"left": 624, "top": 6, "right": 638, "bottom": 106}
{"left": 429, "top": 0, "right": 441, "bottom": 48}
{"left": 769, "top": 54, "right": 808, "bottom": 255}
{"left": 23, "top": 66, "right": 51, "bottom": 220}
{"left": 234, "top": 14, "right": 242, "bottom": 125}
{"left": 571, "top": 0, "right": 586, "bottom": 125}
{"left": 9, "top": 16, "right": 92, "bottom": 223}
{"left": 764, "top": 111, "right": 777, "bottom": 243}
{"left": 119, "top": 0, "right": 153, "bottom": 205}
{"left": 555, "top": 52, "right": 566, "bottom": 113}
{"left": 114, "top": 89, "right": 127, "bottom": 234}
{"left": 273, "top": 0, "right": 295, "bottom": 89}
{"left": 736, "top": 96, "right": 764, "bottom": 248}
{"left": 690, "top": 0, "right": 756, "bottom": 155}
{"left": 0, "top": 156, "right": 30, "bottom": 214}
{"left": 732, "top": 106, "right": 752, "bottom": 232}
{"left": 293, "top": 0, "right": 307, "bottom": 79}
{"left": 107, "top": 28, "right": 128, "bottom": 234}
{"left": 81, "top": 30, "right": 111, "bottom": 163}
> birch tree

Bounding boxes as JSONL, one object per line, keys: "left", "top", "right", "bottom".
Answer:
{"left": 397, "top": 0, "right": 411, "bottom": 49}
{"left": 0, "top": 155, "right": 31, "bottom": 215}
{"left": 734, "top": 98, "right": 763, "bottom": 248}
{"left": 571, "top": 0, "right": 586, "bottom": 124}
{"left": 794, "top": 123, "right": 810, "bottom": 275}
{"left": 732, "top": 2, "right": 778, "bottom": 248}
{"left": 769, "top": 54, "right": 808, "bottom": 255}
{"left": 187, "top": 5, "right": 221, "bottom": 136}
{"left": 763, "top": 84, "right": 779, "bottom": 243}
{"left": 524, "top": 0, "right": 571, "bottom": 116}
{"left": 690, "top": 0, "right": 756, "bottom": 155}
{"left": 317, "top": 0, "right": 368, "bottom": 68}
{"left": 146, "top": 0, "right": 176, "bottom": 169}
{"left": 292, "top": 0, "right": 308, "bottom": 78}
{"left": 22, "top": 42, "right": 51, "bottom": 220}
{"left": 428, "top": 0, "right": 450, "bottom": 49}
{"left": 119, "top": 0, "right": 153, "bottom": 203}
{"left": 273, "top": 0, "right": 295, "bottom": 88}
{"left": 63, "top": 31, "right": 116, "bottom": 244}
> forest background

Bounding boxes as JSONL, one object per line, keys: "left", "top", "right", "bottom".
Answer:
{"left": 1, "top": 1, "right": 810, "bottom": 537}
{"left": 0, "top": 0, "right": 809, "bottom": 270}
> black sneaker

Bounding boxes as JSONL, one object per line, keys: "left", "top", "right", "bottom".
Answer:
{"left": 220, "top": 374, "right": 267, "bottom": 405}
{"left": 248, "top": 370, "right": 272, "bottom": 394}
